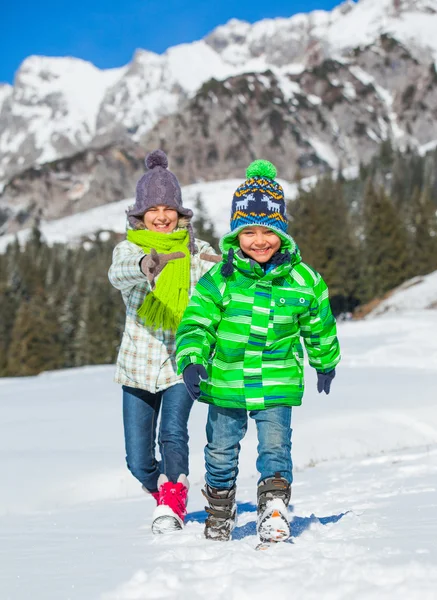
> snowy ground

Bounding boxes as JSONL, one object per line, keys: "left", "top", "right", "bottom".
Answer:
{"left": 1, "top": 311, "right": 437, "bottom": 600}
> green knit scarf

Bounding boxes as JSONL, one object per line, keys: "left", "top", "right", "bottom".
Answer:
{"left": 127, "top": 229, "right": 190, "bottom": 332}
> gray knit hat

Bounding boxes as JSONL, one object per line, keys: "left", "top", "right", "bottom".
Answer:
{"left": 127, "top": 149, "right": 193, "bottom": 227}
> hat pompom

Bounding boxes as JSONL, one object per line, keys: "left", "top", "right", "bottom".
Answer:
{"left": 145, "top": 149, "right": 168, "bottom": 170}
{"left": 246, "top": 159, "right": 277, "bottom": 180}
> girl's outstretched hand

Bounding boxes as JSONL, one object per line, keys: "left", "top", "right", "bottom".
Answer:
{"left": 140, "top": 248, "right": 185, "bottom": 289}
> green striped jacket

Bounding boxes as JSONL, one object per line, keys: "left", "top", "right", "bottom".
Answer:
{"left": 175, "top": 231, "right": 340, "bottom": 410}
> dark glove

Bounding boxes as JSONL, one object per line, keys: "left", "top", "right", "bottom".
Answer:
{"left": 140, "top": 248, "right": 185, "bottom": 290}
{"left": 317, "top": 369, "right": 336, "bottom": 395}
{"left": 183, "top": 364, "right": 208, "bottom": 400}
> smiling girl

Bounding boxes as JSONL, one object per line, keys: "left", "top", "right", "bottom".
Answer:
{"left": 108, "top": 150, "right": 216, "bottom": 534}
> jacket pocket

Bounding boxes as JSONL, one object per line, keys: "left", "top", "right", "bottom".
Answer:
{"left": 272, "top": 294, "right": 309, "bottom": 336}
{"left": 274, "top": 295, "right": 310, "bottom": 309}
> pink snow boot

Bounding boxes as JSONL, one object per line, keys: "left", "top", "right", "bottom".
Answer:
{"left": 152, "top": 474, "right": 189, "bottom": 534}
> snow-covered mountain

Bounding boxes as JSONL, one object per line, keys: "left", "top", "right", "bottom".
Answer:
{"left": 0, "top": 58, "right": 125, "bottom": 181}
{"left": 208, "top": 0, "right": 437, "bottom": 67}
{"left": 2, "top": 0, "right": 437, "bottom": 181}
{"left": 1, "top": 0, "right": 437, "bottom": 233}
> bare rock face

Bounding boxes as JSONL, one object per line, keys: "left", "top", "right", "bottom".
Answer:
{"left": 143, "top": 35, "right": 437, "bottom": 184}
{"left": 0, "top": 143, "right": 146, "bottom": 235}
{"left": 1, "top": 0, "right": 437, "bottom": 235}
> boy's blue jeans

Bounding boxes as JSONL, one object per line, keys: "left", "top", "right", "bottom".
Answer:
{"left": 205, "top": 404, "right": 293, "bottom": 490}
{"left": 122, "top": 383, "right": 193, "bottom": 492}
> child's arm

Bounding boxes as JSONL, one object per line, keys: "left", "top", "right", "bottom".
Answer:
{"left": 108, "top": 241, "right": 153, "bottom": 294}
{"left": 197, "top": 240, "right": 221, "bottom": 277}
{"left": 175, "top": 270, "right": 223, "bottom": 373}
{"left": 109, "top": 241, "right": 183, "bottom": 292}
{"left": 298, "top": 273, "right": 340, "bottom": 373}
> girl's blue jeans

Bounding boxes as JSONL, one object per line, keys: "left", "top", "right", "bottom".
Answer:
{"left": 122, "top": 383, "right": 193, "bottom": 492}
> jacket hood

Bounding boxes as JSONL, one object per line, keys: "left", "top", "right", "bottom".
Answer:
{"left": 219, "top": 224, "right": 302, "bottom": 277}
{"left": 220, "top": 224, "right": 297, "bottom": 254}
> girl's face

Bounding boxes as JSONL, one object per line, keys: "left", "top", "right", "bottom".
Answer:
{"left": 143, "top": 205, "right": 179, "bottom": 233}
{"left": 238, "top": 226, "right": 281, "bottom": 263}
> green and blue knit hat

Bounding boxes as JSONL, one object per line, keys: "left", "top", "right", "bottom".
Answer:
{"left": 230, "top": 160, "right": 287, "bottom": 234}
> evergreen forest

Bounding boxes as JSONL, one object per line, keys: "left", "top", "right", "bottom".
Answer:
{"left": 1, "top": 142, "right": 436, "bottom": 377}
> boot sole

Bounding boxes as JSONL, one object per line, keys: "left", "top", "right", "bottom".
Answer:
{"left": 152, "top": 515, "right": 183, "bottom": 534}
{"left": 257, "top": 501, "right": 291, "bottom": 543}
{"left": 151, "top": 505, "right": 184, "bottom": 534}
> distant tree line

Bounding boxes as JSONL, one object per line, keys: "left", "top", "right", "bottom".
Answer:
{"left": 0, "top": 144, "right": 436, "bottom": 377}
{"left": 0, "top": 196, "right": 220, "bottom": 377}
{"left": 288, "top": 141, "right": 437, "bottom": 314}
{"left": 0, "top": 228, "right": 125, "bottom": 377}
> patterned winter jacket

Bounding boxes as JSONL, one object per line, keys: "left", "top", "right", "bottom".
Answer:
{"left": 175, "top": 231, "right": 340, "bottom": 410}
{"left": 108, "top": 238, "right": 216, "bottom": 393}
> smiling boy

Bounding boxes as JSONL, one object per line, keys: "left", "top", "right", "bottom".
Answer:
{"left": 238, "top": 226, "right": 281, "bottom": 262}
{"left": 175, "top": 160, "right": 341, "bottom": 544}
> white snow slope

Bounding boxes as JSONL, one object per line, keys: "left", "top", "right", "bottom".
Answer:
{"left": 369, "top": 270, "right": 437, "bottom": 315}
{"left": 1, "top": 306, "right": 437, "bottom": 598}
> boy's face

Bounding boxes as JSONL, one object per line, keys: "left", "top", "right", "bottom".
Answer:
{"left": 237, "top": 226, "right": 281, "bottom": 263}
{"left": 143, "top": 205, "right": 179, "bottom": 233}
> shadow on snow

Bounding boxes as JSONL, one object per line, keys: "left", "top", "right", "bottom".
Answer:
{"left": 186, "top": 501, "right": 350, "bottom": 540}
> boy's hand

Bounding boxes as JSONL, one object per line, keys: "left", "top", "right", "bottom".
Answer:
{"left": 140, "top": 248, "right": 185, "bottom": 290}
{"left": 317, "top": 369, "right": 336, "bottom": 395}
{"left": 183, "top": 364, "right": 208, "bottom": 400}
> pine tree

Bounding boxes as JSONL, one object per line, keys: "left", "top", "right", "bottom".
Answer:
{"left": 71, "top": 236, "right": 124, "bottom": 367}
{"left": 289, "top": 176, "right": 360, "bottom": 313}
{"left": 410, "top": 186, "right": 437, "bottom": 276}
{"left": 58, "top": 282, "right": 83, "bottom": 368}
{"left": 378, "top": 139, "right": 395, "bottom": 171}
{"left": 361, "top": 180, "right": 411, "bottom": 301}
{"left": 22, "top": 223, "right": 49, "bottom": 295}
{"left": 288, "top": 185, "right": 325, "bottom": 269}
{"left": 0, "top": 284, "right": 16, "bottom": 376}
{"left": 192, "top": 194, "right": 220, "bottom": 251}
{"left": 6, "top": 292, "right": 63, "bottom": 376}
{"left": 423, "top": 149, "right": 437, "bottom": 202}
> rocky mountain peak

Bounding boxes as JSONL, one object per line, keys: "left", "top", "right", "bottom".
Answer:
{"left": 1, "top": 0, "right": 437, "bottom": 236}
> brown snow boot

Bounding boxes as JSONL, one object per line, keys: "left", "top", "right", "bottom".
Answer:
{"left": 202, "top": 484, "right": 237, "bottom": 542}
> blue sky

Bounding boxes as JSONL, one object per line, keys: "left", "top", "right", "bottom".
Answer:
{"left": 1, "top": 0, "right": 346, "bottom": 84}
